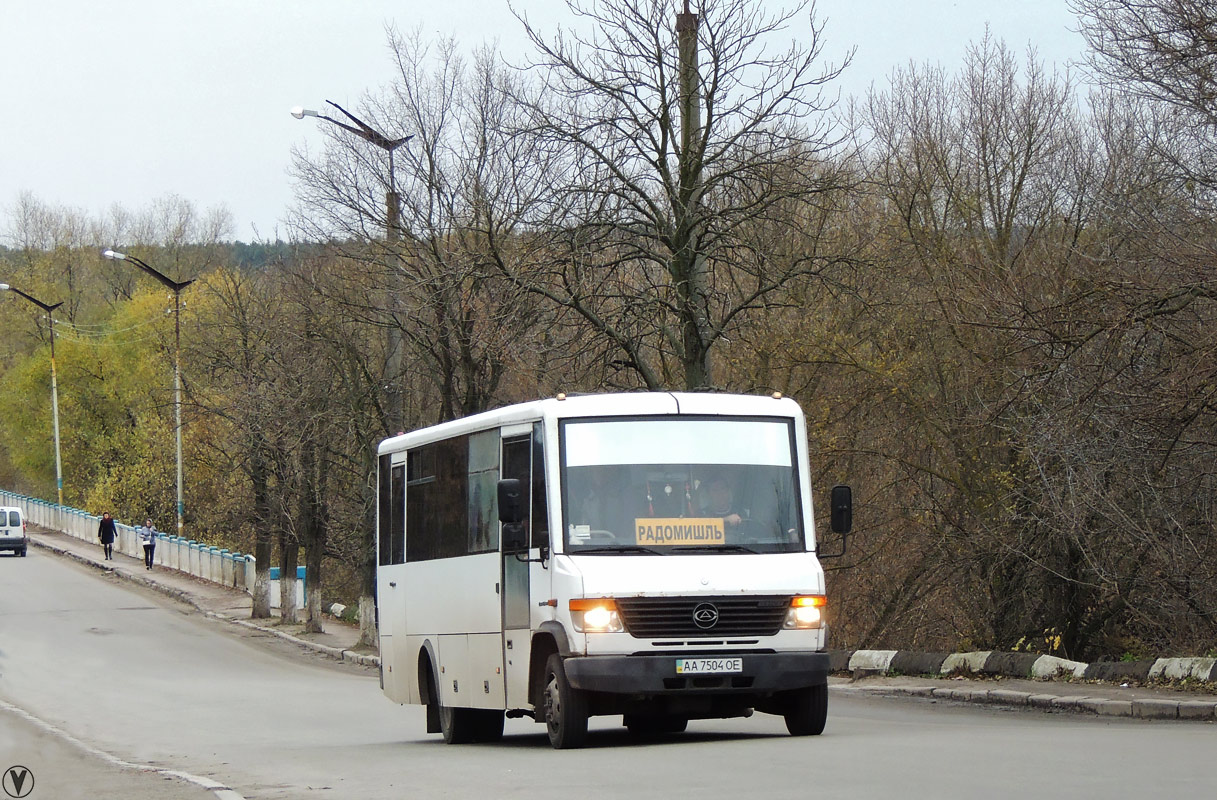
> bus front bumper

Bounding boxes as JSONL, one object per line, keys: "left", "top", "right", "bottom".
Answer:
{"left": 562, "top": 651, "right": 829, "bottom": 695}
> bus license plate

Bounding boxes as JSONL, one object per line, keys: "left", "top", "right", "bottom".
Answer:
{"left": 675, "top": 657, "right": 743, "bottom": 674}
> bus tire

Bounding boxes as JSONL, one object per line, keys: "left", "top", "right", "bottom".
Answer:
{"left": 543, "top": 654, "right": 588, "bottom": 749}
{"left": 783, "top": 683, "right": 828, "bottom": 736}
{"left": 439, "top": 702, "right": 479, "bottom": 744}
{"left": 431, "top": 663, "right": 479, "bottom": 744}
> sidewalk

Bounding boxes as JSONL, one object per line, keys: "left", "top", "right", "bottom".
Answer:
{"left": 28, "top": 526, "right": 375, "bottom": 667}
{"left": 27, "top": 527, "right": 1216, "bottom": 722}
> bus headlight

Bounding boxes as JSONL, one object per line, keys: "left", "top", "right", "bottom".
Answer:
{"left": 784, "top": 595, "right": 826, "bottom": 629}
{"left": 570, "top": 598, "right": 624, "bottom": 633}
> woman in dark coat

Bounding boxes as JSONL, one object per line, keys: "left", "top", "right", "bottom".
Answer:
{"left": 97, "top": 512, "right": 117, "bottom": 560}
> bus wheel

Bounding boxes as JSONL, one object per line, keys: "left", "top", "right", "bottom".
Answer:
{"left": 432, "top": 665, "right": 479, "bottom": 744}
{"left": 438, "top": 703, "right": 478, "bottom": 744}
{"left": 783, "top": 683, "right": 828, "bottom": 736}
{"left": 624, "top": 714, "right": 688, "bottom": 737}
{"left": 543, "top": 654, "right": 588, "bottom": 749}
{"left": 440, "top": 702, "right": 488, "bottom": 744}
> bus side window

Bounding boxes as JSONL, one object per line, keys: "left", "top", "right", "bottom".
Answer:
{"left": 531, "top": 424, "right": 549, "bottom": 550}
{"left": 502, "top": 428, "right": 549, "bottom": 551}
{"left": 390, "top": 465, "right": 405, "bottom": 563}
{"left": 503, "top": 437, "right": 532, "bottom": 542}
{"left": 377, "top": 456, "right": 406, "bottom": 566}
{"left": 377, "top": 454, "right": 393, "bottom": 566}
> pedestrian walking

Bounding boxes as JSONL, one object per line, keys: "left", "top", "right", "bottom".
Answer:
{"left": 97, "top": 512, "right": 117, "bottom": 560}
{"left": 137, "top": 518, "right": 158, "bottom": 569}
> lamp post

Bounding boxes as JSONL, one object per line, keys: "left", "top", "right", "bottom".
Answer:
{"left": 291, "top": 100, "right": 412, "bottom": 433}
{"left": 102, "top": 249, "right": 193, "bottom": 537}
{"left": 0, "top": 283, "right": 64, "bottom": 505}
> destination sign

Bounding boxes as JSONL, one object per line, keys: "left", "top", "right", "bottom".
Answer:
{"left": 635, "top": 517, "right": 726, "bottom": 546}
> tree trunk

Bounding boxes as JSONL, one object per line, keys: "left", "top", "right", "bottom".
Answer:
{"left": 357, "top": 462, "right": 379, "bottom": 649}
{"left": 250, "top": 446, "right": 274, "bottom": 619}
{"left": 301, "top": 440, "right": 326, "bottom": 634}
{"left": 279, "top": 532, "right": 299, "bottom": 625}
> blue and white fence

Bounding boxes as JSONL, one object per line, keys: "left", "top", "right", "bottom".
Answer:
{"left": 1, "top": 490, "right": 303, "bottom": 604}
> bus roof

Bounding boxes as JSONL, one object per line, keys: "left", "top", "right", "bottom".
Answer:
{"left": 377, "top": 391, "right": 803, "bottom": 454}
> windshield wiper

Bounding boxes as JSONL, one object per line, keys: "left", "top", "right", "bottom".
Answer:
{"left": 671, "top": 544, "right": 759, "bottom": 554}
{"left": 572, "top": 546, "right": 665, "bottom": 555}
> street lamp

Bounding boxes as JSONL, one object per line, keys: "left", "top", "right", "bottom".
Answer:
{"left": 0, "top": 283, "right": 64, "bottom": 505}
{"left": 291, "top": 100, "right": 413, "bottom": 433}
{"left": 101, "top": 249, "right": 193, "bottom": 537}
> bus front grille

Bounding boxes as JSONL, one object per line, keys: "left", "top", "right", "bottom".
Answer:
{"left": 615, "top": 596, "right": 790, "bottom": 638}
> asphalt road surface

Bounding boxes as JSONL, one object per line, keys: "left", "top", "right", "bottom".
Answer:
{"left": 1, "top": 549, "right": 1212, "bottom": 799}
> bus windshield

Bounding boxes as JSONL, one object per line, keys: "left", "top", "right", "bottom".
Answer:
{"left": 560, "top": 416, "right": 804, "bottom": 554}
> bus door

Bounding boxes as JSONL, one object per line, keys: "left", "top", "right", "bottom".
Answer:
{"left": 501, "top": 425, "right": 545, "bottom": 709}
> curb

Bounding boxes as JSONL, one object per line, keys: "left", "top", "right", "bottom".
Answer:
{"left": 211, "top": 613, "right": 381, "bottom": 668}
{"left": 831, "top": 648, "right": 1217, "bottom": 683}
{"left": 29, "top": 536, "right": 382, "bottom": 669}
{"left": 835, "top": 682, "right": 1217, "bottom": 721}
{"left": 832, "top": 649, "right": 1217, "bottom": 722}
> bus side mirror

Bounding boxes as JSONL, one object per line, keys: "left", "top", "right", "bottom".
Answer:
{"left": 498, "top": 479, "right": 524, "bottom": 524}
{"left": 818, "top": 484, "right": 852, "bottom": 560}
{"left": 830, "top": 485, "right": 852, "bottom": 534}
{"left": 832, "top": 484, "right": 851, "bottom": 533}
{"left": 498, "top": 479, "right": 527, "bottom": 552}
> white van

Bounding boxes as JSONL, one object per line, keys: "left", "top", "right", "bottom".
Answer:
{"left": 0, "top": 506, "right": 28, "bottom": 557}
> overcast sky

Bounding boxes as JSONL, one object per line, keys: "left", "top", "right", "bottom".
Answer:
{"left": 2, "top": 1, "right": 1087, "bottom": 244}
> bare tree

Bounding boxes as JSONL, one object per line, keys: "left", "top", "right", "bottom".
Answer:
{"left": 1072, "top": 0, "right": 1217, "bottom": 188}
{"left": 503, "top": 0, "right": 855, "bottom": 390}
{"left": 290, "top": 31, "right": 556, "bottom": 423}
{"left": 192, "top": 266, "right": 292, "bottom": 619}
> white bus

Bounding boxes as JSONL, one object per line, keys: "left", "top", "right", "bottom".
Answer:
{"left": 375, "top": 391, "right": 852, "bottom": 748}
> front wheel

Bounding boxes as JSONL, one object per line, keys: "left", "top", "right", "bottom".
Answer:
{"left": 543, "top": 654, "right": 589, "bottom": 749}
{"left": 783, "top": 683, "right": 828, "bottom": 736}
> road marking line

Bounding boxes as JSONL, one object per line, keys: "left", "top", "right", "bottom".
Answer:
{"left": 0, "top": 699, "right": 249, "bottom": 800}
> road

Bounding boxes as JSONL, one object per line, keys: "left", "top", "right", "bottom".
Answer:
{"left": 1, "top": 550, "right": 1213, "bottom": 799}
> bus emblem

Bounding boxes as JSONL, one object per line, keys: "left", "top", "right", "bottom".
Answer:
{"left": 692, "top": 603, "right": 720, "bottom": 629}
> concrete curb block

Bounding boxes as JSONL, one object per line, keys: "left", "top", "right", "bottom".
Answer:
{"left": 847, "top": 649, "right": 897, "bottom": 672}
{"left": 889, "top": 651, "right": 953, "bottom": 675}
{"left": 942, "top": 651, "right": 992, "bottom": 674}
{"left": 1082, "top": 660, "right": 1158, "bottom": 682}
{"left": 1031, "top": 655, "right": 1088, "bottom": 679}
{"left": 834, "top": 648, "right": 1217, "bottom": 722}
{"left": 832, "top": 649, "right": 1217, "bottom": 684}
{"left": 1149, "top": 657, "right": 1217, "bottom": 682}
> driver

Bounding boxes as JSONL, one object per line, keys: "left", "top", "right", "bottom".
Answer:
{"left": 578, "top": 466, "right": 630, "bottom": 535}
{"left": 701, "top": 477, "right": 745, "bottom": 527}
